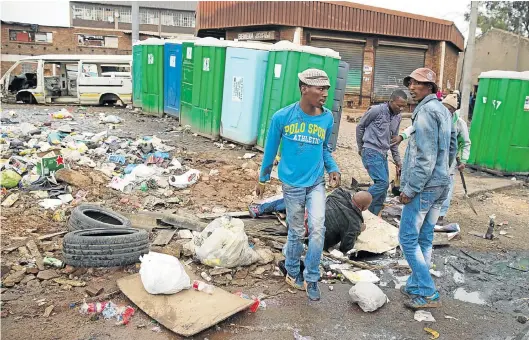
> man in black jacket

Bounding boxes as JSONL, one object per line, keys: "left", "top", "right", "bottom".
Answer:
{"left": 324, "top": 188, "right": 372, "bottom": 254}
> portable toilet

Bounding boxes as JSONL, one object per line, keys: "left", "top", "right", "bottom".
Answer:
{"left": 220, "top": 42, "right": 271, "bottom": 146}
{"left": 256, "top": 41, "right": 341, "bottom": 149}
{"left": 328, "top": 60, "right": 350, "bottom": 152}
{"left": 163, "top": 40, "right": 184, "bottom": 118}
{"left": 132, "top": 43, "right": 143, "bottom": 108}
{"left": 141, "top": 38, "right": 164, "bottom": 117}
{"left": 190, "top": 37, "right": 229, "bottom": 139}
{"left": 467, "top": 71, "right": 529, "bottom": 174}
{"left": 180, "top": 41, "right": 195, "bottom": 128}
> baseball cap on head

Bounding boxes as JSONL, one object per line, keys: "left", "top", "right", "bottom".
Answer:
{"left": 403, "top": 68, "right": 439, "bottom": 93}
{"left": 298, "top": 68, "right": 331, "bottom": 87}
{"left": 442, "top": 93, "right": 458, "bottom": 110}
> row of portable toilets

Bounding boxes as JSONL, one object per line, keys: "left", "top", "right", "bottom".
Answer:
{"left": 132, "top": 37, "right": 349, "bottom": 150}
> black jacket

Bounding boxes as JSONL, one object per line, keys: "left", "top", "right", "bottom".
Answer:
{"left": 324, "top": 188, "right": 364, "bottom": 253}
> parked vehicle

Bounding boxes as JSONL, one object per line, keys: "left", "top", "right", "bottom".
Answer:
{"left": 0, "top": 54, "right": 132, "bottom": 106}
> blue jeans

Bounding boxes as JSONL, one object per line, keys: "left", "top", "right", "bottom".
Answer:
{"left": 399, "top": 186, "right": 449, "bottom": 297}
{"left": 440, "top": 175, "right": 455, "bottom": 217}
{"left": 283, "top": 179, "right": 326, "bottom": 283}
{"left": 361, "top": 147, "right": 389, "bottom": 215}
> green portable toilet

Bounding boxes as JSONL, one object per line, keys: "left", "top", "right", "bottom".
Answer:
{"left": 468, "top": 71, "right": 529, "bottom": 174}
{"left": 190, "top": 38, "right": 229, "bottom": 139}
{"left": 256, "top": 41, "right": 341, "bottom": 149}
{"left": 132, "top": 43, "right": 143, "bottom": 108}
{"left": 140, "top": 38, "right": 165, "bottom": 117}
{"left": 180, "top": 41, "right": 195, "bottom": 128}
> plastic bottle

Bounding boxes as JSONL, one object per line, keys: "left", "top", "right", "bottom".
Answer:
{"left": 79, "top": 301, "right": 108, "bottom": 314}
{"left": 43, "top": 256, "right": 64, "bottom": 268}
{"left": 192, "top": 280, "right": 215, "bottom": 294}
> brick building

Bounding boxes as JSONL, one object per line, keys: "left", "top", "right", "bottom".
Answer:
{"left": 1, "top": 1, "right": 197, "bottom": 77}
{"left": 196, "top": 1, "right": 464, "bottom": 108}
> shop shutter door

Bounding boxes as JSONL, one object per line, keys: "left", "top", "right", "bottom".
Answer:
{"left": 310, "top": 39, "right": 364, "bottom": 95}
{"left": 373, "top": 46, "right": 425, "bottom": 102}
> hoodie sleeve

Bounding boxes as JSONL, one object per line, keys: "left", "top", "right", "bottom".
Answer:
{"left": 458, "top": 119, "right": 471, "bottom": 163}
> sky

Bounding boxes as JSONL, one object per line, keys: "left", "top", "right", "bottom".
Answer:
{"left": 1, "top": 0, "right": 473, "bottom": 41}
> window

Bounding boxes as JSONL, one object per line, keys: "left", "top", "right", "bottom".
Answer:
{"left": 118, "top": 7, "right": 132, "bottom": 24}
{"left": 9, "top": 30, "right": 53, "bottom": 43}
{"left": 72, "top": 3, "right": 115, "bottom": 22}
{"left": 78, "top": 34, "right": 119, "bottom": 48}
{"left": 160, "top": 10, "right": 195, "bottom": 27}
{"left": 139, "top": 8, "right": 160, "bottom": 25}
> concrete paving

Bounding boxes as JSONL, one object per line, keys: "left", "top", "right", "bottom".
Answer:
{"left": 453, "top": 171, "right": 523, "bottom": 197}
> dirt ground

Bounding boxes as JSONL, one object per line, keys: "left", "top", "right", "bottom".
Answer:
{"left": 1, "top": 104, "right": 528, "bottom": 340}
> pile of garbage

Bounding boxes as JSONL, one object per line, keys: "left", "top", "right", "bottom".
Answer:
{"left": 0, "top": 109, "right": 201, "bottom": 211}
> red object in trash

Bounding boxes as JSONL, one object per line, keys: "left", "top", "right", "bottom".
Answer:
{"left": 82, "top": 301, "right": 108, "bottom": 314}
{"left": 234, "top": 292, "right": 260, "bottom": 312}
{"left": 118, "top": 306, "right": 135, "bottom": 325}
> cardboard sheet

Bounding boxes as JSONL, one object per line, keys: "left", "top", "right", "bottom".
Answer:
{"left": 117, "top": 272, "right": 253, "bottom": 337}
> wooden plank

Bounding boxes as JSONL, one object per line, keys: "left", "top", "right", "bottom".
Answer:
{"left": 121, "top": 211, "right": 207, "bottom": 232}
{"left": 37, "top": 231, "right": 67, "bottom": 241}
{"left": 117, "top": 272, "right": 253, "bottom": 337}
{"left": 196, "top": 211, "right": 250, "bottom": 220}
{"left": 151, "top": 230, "right": 176, "bottom": 246}
{"left": 2, "top": 240, "right": 28, "bottom": 253}
{"left": 26, "top": 240, "right": 45, "bottom": 271}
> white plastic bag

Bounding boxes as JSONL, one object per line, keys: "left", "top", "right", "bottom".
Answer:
{"left": 139, "top": 252, "right": 191, "bottom": 295}
{"left": 169, "top": 169, "right": 200, "bottom": 189}
{"left": 349, "top": 282, "right": 388, "bottom": 312}
{"left": 195, "top": 216, "right": 260, "bottom": 268}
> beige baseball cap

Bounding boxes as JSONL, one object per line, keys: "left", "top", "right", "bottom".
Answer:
{"left": 403, "top": 68, "right": 439, "bottom": 93}
{"left": 298, "top": 68, "right": 331, "bottom": 87}
{"left": 442, "top": 93, "right": 458, "bottom": 110}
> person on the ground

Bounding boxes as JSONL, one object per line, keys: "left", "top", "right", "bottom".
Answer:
{"left": 356, "top": 90, "right": 408, "bottom": 215}
{"left": 323, "top": 189, "right": 372, "bottom": 255}
{"left": 392, "top": 94, "right": 471, "bottom": 225}
{"left": 256, "top": 68, "right": 341, "bottom": 301}
{"left": 399, "top": 67, "right": 457, "bottom": 310}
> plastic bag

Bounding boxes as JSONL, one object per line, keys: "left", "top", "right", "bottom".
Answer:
{"left": 0, "top": 169, "right": 22, "bottom": 188}
{"left": 169, "top": 169, "right": 200, "bottom": 189}
{"left": 139, "top": 252, "right": 191, "bottom": 295}
{"left": 349, "top": 282, "right": 388, "bottom": 312}
{"left": 195, "top": 216, "right": 260, "bottom": 268}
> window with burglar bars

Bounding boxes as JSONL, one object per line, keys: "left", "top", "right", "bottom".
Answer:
{"left": 72, "top": 3, "right": 115, "bottom": 22}
{"left": 160, "top": 10, "right": 195, "bottom": 27}
{"left": 72, "top": 3, "right": 195, "bottom": 27}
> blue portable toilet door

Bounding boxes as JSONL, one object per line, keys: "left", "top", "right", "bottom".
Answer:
{"left": 164, "top": 43, "right": 183, "bottom": 118}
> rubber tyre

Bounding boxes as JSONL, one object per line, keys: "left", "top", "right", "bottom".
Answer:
{"left": 62, "top": 228, "right": 149, "bottom": 267}
{"left": 68, "top": 204, "right": 132, "bottom": 231}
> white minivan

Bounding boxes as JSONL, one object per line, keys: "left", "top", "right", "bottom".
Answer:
{"left": 0, "top": 54, "right": 132, "bottom": 106}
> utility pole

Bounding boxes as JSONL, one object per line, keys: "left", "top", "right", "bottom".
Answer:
{"left": 132, "top": 2, "right": 139, "bottom": 44}
{"left": 460, "top": 1, "right": 479, "bottom": 123}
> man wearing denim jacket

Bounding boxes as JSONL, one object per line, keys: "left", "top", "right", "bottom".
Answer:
{"left": 356, "top": 90, "right": 408, "bottom": 215}
{"left": 399, "top": 68, "right": 457, "bottom": 309}
{"left": 256, "top": 68, "right": 341, "bottom": 301}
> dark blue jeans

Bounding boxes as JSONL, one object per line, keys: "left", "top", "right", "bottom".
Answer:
{"left": 361, "top": 147, "right": 389, "bottom": 215}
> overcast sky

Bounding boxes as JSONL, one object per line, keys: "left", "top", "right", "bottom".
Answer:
{"left": 1, "top": 0, "right": 472, "bottom": 40}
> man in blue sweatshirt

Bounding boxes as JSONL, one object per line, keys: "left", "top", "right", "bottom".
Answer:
{"left": 257, "top": 68, "right": 340, "bottom": 301}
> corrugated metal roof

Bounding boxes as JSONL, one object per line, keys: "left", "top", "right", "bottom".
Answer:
{"left": 74, "top": 1, "right": 197, "bottom": 12}
{"left": 197, "top": 1, "right": 464, "bottom": 51}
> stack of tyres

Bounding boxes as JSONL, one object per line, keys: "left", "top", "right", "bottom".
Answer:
{"left": 180, "top": 41, "right": 195, "bottom": 128}
{"left": 140, "top": 38, "right": 165, "bottom": 117}
{"left": 220, "top": 41, "right": 271, "bottom": 146}
{"left": 256, "top": 41, "right": 341, "bottom": 150}
{"left": 190, "top": 38, "right": 229, "bottom": 140}
{"left": 132, "top": 43, "right": 143, "bottom": 108}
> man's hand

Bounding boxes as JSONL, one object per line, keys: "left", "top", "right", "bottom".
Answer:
{"left": 399, "top": 192, "right": 412, "bottom": 204}
{"left": 457, "top": 163, "right": 466, "bottom": 171}
{"left": 329, "top": 172, "right": 341, "bottom": 188}
{"left": 255, "top": 182, "right": 265, "bottom": 199}
{"left": 390, "top": 135, "right": 403, "bottom": 146}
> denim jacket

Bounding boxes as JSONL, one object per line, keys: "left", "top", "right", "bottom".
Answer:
{"left": 401, "top": 94, "right": 457, "bottom": 198}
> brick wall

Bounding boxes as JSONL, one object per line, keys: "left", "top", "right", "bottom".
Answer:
{"left": 443, "top": 43, "right": 459, "bottom": 91}
{"left": 1, "top": 23, "right": 132, "bottom": 77}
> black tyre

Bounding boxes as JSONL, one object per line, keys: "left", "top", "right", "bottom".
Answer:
{"left": 68, "top": 204, "right": 132, "bottom": 231}
{"left": 62, "top": 228, "right": 149, "bottom": 267}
